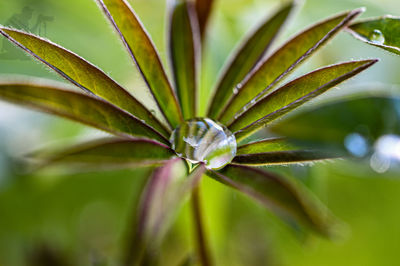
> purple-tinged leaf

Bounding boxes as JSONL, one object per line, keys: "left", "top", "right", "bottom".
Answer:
{"left": 0, "top": 27, "right": 169, "bottom": 138}
{"left": 127, "top": 159, "right": 205, "bottom": 265}
{"left": 208, "top": 165, "right": 340, "bottom": 237}
{"left": 96, "top": 0, "right": 183, "bottom": 128}
{"left": 231, "top": 60, "right": 377, "bottom": 142}
{"left": 217, "top": 9, "right": 364, "bottom": 124}
{"left": 195, "top": 0, "right": 214, "bottom": 41}
{"left": 0, "top": 81, "right": 169, "bottom": 144}
{"left": 347, "top": 16, "right": 400, "bottom": 56}
{"left": 169, "top": 0, "right": 200, "bottom": 119}
{"left": 207, "top": 1, "right": 295, "bottom": 118}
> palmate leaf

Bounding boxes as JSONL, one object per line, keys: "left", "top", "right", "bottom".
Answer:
{"left": 195, "top": 0, "right": 214, "bottom": 41}
{"left": 347, "top": 16, "right": 400, "bottom": 55}
{"left": 32, "top": 138, "right": 174, "bottom": 169}
{"left": 208, "top": 165, "right": 339, "bottom": 237}
{"left": 127, "top": 159, "right": 205, "bottom": 265}
{"left": 207, "top": 1, "right": 295, "bottom": 118}
{"left": 96, "top": 0, "right": 183, "bottom": 129}
{"left": 0, "top": 27, "right": 169, "bottom": 138}
{"left": 231, "top": 60, "right": 377, "bottom": 142}
{"left": 271, "top": 96, "right": 400, "bottom": 154}
{"left": 169, "top": 0, "right": 200, "bottom": 119}
{"left": 0, "top": 81, "right": 169, "bottom": 144}
{"left": 217, "top": 9, "right": 364, "bottom": 124}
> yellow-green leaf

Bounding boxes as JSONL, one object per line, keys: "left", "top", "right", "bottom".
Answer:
{"left": 217, "top": 9, "right": 364, "bottom": 124}
{"left": 96, "top": 0, "right": 183, "bottom": 128}
{"left": 207, "top": 1, "right": 295, "bottom": 118}
{"left": 231, "top": 60, "right": 377, "bottom": 142}
{"left": 347, "top": 16, "right": 400, "bottom": 56}
{"left": 0, "top": 27, "right": 169, "bottom": 137}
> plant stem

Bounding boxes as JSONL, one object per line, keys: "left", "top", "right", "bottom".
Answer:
{"left": 191, "top": 184, "right": 212, "bottom": 266}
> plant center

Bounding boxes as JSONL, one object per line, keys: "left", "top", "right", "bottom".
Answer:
{"left": 170, "top": 118, "right": 237, "bottom": 170}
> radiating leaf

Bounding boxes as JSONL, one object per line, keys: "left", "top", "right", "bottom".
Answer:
{"left": 271, "top": 96, "right": 400, "bottom": 155}
{"left": 127, "top": 159, "right": 205, "bottom": 265}
{"left": 207, "top": 1, "right": 295, "bottom": 118}
{"left": 217, "top": 9, "right": 364, "bottom": 123}
{"left": 96, "top": 0, "right": 183, "bottom": 128}
{"left": 33, "top": 138, "right": 174, "bottom": 168}
{"left": 347, "top": 16, "right": 400, "bottom": 55}
{"left": 237, "top": 137, "right": 294, "bottom": 155}
{"left": 169, "top": 0, "right": 200, "bottom": 119}
{"left": 232, "top": 150, "right": 338, "bottom": 166}
{"left": 0, "top": 82, "right": 169, "bottom": 144}
{"left": 208, "top": 165, "right": 339, "bottom": 237}
{"left": 0, "top": 27, "right": 169, "bottom": 138}
{"left": 195, "top": 0, "right": 214, "bottom": 40}
{"left": 231, "top": 60, "right": 377, "bottom": 142}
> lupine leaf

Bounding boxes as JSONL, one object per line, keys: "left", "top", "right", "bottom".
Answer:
{"left": 127, "top": 159, "right": 205, "bottom": 265}
{"left": 0, "top": 82, "right": 169, "bottom": 144}
{"left": 208, "top": 165, "right": 339, "bottom": 237}
{"left": 217, "top": 9, "right": 364, "bottom": 123}
{"left": 195, "top": 0, "right": 214, "bottom": 40}
{"left": 232, "top": 60, "right": 377, "bottom": 142}
{"left": 169, "top": 0, "right": 200, "bottom": 119}
{"left": 237, "top": 137, "right": 294, "bottom": 155}
{"left": 232, "top": 150, "right": 338, "bottom": 166}
{"left": 32, "top": 138, "right": 174, "bottom": 168}
{"left": 0, "top": 27, "right": 170, "bottom": 138}
{"left": 96, "top": 0, "right": 183, "bottom": 128}
{"left": 207, "top": 1, "right": 295, "bottom": 118}
{"left": 347, "top": 16, "right": 400, "bottom": 55}
{"left": 271, "top": 96, "right": 400, "bottom": 154}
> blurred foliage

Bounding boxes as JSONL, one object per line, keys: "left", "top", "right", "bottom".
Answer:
{"left": 1, "top": 0, "right": 400, "bottom": 265}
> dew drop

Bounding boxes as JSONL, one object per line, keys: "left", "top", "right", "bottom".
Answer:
{"left": 369, "top": 29, "right": 385, "bottom": 45}
{"left": 232, "top": 87, "right": 239, "bottom": 94}
{"left": 170, "top": 118, "right": 237, "bottom": 170}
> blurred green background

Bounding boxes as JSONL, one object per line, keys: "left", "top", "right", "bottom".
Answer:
{"left": 1, "top": 0, "right": 400, "bottom": 265}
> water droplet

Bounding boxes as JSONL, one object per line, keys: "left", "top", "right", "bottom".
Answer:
{"left": 369, "top": 29, "right": 385, "bottom": 45}
{"left": 250, "top": 99, "right": 256, "bottom": 105}
{"left": 237, "top": 83, "right": 242, "bottom": 89}
{"left": 170, "top": 118, "right": 237, "bottom": 170}
{"left": 150, "top": 109, "right": 156, "bottom": 115}
{"left": 232, "top": 87, "right": 239, "bottom": 94}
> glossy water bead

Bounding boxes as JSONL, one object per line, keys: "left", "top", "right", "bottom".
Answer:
{"left": 170, "top": 118, "right": 237, "bottom": 170}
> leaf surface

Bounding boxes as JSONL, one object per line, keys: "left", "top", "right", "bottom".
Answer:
{"left": 0, "top": 27, "right": 169, "bottom": 137}
{"left": 169, "top": 0, "right": 200, "bottom": 119}
{"left": 218, "top": 9, "right": 364, "bottom": 123}
{"left": 33, "top": 138, "right": 174, "bottom": 168}
{"left": 231, "top": 60, "right": 377, "bottom": 142}
{"left": 207, "top": 1, "right": 295, "bottom": 118}
{"left": 237, "top": 137, "right": 294, "bottom": 155}
{"left": 97, "top": 0, "right": 183, "bottom": 128}
{"left": 208, "top": 165, "right": 339, "bottom": 237}
{"left": 347, "top": 16, "right": 400, "bottom": 55}
{"left": 195, "top": 0, "right": 214, "bottom": 40}
{"left": 0, "top": 82, "right": 168, "bottom": 144}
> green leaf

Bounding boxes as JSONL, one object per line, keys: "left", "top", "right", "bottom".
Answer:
{"left": 217, "top": 9, "right": 364, "bottom": 123}
{"left": 231, "top": 60, "right": 377, "bottom": 142}
{"left": 207, "top": 1, "right": 295, "bottom": 118}
{"left": 32, "top": 138, "right": 174, "bottom": 169}
{"left": 169, "top": 0, "right": 200, "bottom": 119}
{"left": 347, "top": 16, "right": 400, "bottom": 55}
{"left": 232, "top": 150, "right": 338, "bottom": 166}
{"left": 127, "top": 159, "right": 205, "bottom": 265}
{"left": 271, "top": 96, "right": 400, "bottom": 155}
{"left": 0, "top": 81, "right": 169, "bottom": 144}
{"left": 0, "top": 27, "right": 169, "bottom": 138}
{"left": 237, "top": 137, "right": 295, "bottom": 155}
{"left": 195, "top": 0, "right": 214, "bottom": 40}
{"left": 208, "top": 165, "right": 340, "bottom": 237}
{"left": 96, "top": 0, "right": 183, "bottom": 128}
